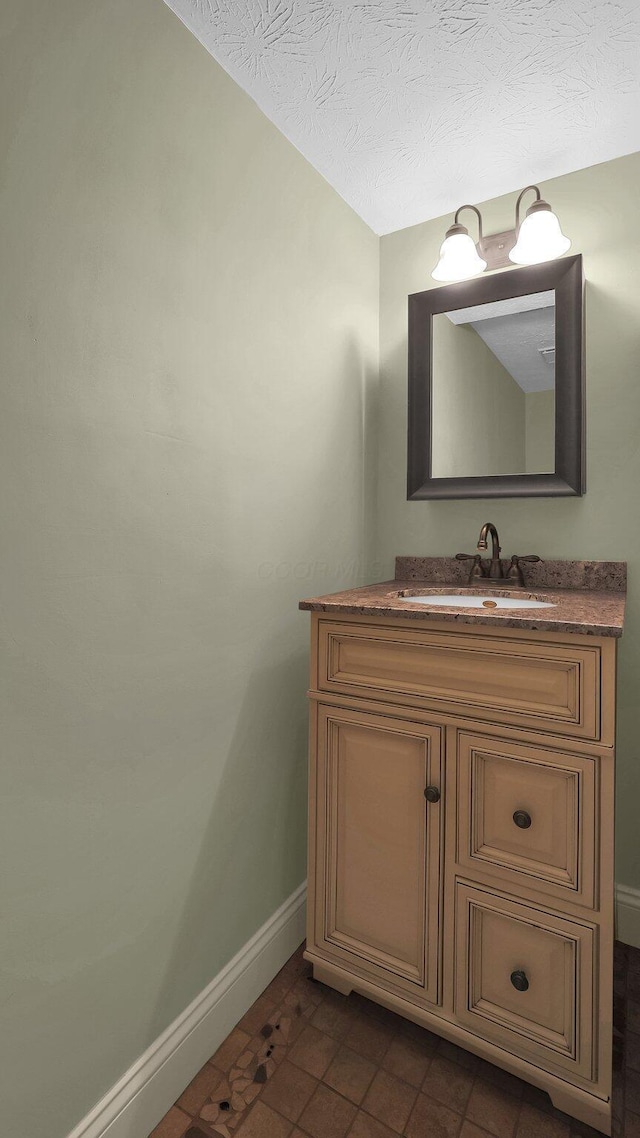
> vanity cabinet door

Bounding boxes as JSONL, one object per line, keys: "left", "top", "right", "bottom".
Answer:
{"left": 310, "top": 704, "right": 442, "bottom": 1005}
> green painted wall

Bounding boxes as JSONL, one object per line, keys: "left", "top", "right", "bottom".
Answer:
{"left": 432, "top": 315, "right": 526, "bottom": 478}
{"left": 525, "top": 389, "right": 555, "bottom": 473}
{"left": 0, "top": 2, "right": 378, "bottom": 1135}
{"left": 3, "top": 4, "right": 639, "bottom": 1134}
{"left": 378, "top": 151, "right": 640, "bottom": 896}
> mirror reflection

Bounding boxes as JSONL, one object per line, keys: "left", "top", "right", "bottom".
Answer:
{"left": 431, "top": 291, "right": 555, "bottom": 478}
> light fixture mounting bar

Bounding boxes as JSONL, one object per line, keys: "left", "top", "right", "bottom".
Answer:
{"left": 479, "top": 227, "right": 517, "bottom": 271}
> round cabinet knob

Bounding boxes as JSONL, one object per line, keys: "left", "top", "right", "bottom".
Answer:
{"left": 510, "top": 970, "right": 530, "bottom": 992}
{"left": 424, "top": 786, "right": 441, "bottom": 803}
{"left": 513, "top": 810, "right": 532, "bottom": 829}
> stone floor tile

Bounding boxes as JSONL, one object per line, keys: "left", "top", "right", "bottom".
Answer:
{"left": 628, "top": 1002, "right": 640, "bottom": 1036}
{"left": 298, "top": 1084, "right": 357, "bottom": 1138}
{"left": 360, "top": 1068, "right": 418, "bottom": 1134}
{"left": 360, "top": 999, "right": 407, "bottom": 1032}
{"left": 235, "top": 1101, "right": 293, "bottom": 1138}
{"left": 178, "top": 1063, "right": 227, "bottom": 1115}
{"left": 436, "top": 1038, "right": 480, "bottom": 1072}
{"left": 516, "top": 1103, "right": 570, "bottom": 1137}
{"left": 628, "top": 971, "right": 640, "bottom": 1002}
{"left": 239, "top": 994, "right": 279, "bottom": 1037}
{"left": 569, "top": 1119, "right": 609, "bottom": 1137}
{"left": 627, "top": 1070, "right": 640, "bottom": 1115}
{"left": 422, "top": 1055, "right": 473, "bottom": 1114}
{"left": 396, "top": 1018, "right": 441, "bottom": 1050}
{"left": 521, "top": 1084, "right": 564, "bottom": 1117}
{"left": 405, "top": 1092, "right": 463, "bottom": 1138}
{"left": 149, "top": 1107, "right": 191, "bottom": 1138}
{"left": 283, "top": 983, "right": 322, "bottom": 1029}
{"left": 260, "top": 1060, "right": 317, "bottom": 1123}
{"left": 348, "top": 1110, "right": 398, "bottom": 1138}
{"left": 627, "top": 1031, "right": 640, "bottom": 1073}
{"left": 146, "top": 938, "right": 640, "bottom": 1138}
{"left": 288, "top": 1024, "right": 339, "bottom": 1079}
{"left": 382, "top": 1035, "right": 433, "bottom": 1089}
{"left": 310, "top": 992, "right": 356, "bottom": 1041}
{"left": 264, "top": 971, "right": 297, "bottom": 1006}
{"left": 460, "top": 1123, "right": 495, "bottom": 1138}
{"left": 475, "top": 1059, "right": 526, "bottom": 1099}
{"left": 465, "top": 1079, "right": 521, "bottom": 1138}
{"left": 344, "top": 1014, "right": 394, "bottom": 1065}
{"left": 628, "top": 947, "right": 640, "bottom": 975}
{"left": 324, "top": 1045, "right": 377, "bottom": 1105}
{"left": 210, "top": 1027, "right": 252, "bottom": 1074}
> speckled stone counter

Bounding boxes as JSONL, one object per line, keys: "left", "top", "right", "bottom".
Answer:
{"left": 299, "top": 557, "right": 626, "bottom": 637}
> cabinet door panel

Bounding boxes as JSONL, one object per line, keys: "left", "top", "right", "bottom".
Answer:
{"left": 312, "top": 705, "right": 442, "bottom": 1004}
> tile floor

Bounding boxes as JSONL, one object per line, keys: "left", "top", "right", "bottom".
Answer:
{"left": 149, "top": 941, "right": 640, "bottom": 1138}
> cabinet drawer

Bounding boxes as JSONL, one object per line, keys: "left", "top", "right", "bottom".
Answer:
{"left": 316, "top": 620, "right": 601, "bottom": 741}
{"left": 454, "top": 883, "right": 595, "bottom": 1082}
{"left": 456, "top": 733, "right": 597, "bottom": 908}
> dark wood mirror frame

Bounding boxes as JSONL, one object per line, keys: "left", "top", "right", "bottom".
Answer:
{"left": 407, "top": 254, "right": 584, "bottom": 500}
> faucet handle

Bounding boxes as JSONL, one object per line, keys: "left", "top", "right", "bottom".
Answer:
{"left": 455, "top": 553, "right": 487, "bottom": 581}
{"left": 506, "top": 554, "right": 542, "bottom": 586}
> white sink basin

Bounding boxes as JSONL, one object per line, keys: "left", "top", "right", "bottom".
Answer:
{"left": 399, "top": 592, "right": 556, "bottom": 610}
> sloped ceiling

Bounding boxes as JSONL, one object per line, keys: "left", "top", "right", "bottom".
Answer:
{"left": 164, "top": 0, "right": 640, "bottom": 234}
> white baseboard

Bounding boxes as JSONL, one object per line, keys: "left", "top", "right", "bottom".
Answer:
{"left": 616, "top": 883, "right": 640, "bottom": 950}
{"left": 66, "top": 883, "right": 307, "bottom": 1138}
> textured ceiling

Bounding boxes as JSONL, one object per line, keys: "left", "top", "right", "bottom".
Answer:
{"left": 165, "top": 0, "right": 640, "bottom": 234}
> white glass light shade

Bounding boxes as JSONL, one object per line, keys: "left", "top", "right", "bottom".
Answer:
{"left": 509, "top": 206, "right": 570, "bottom": 265}
{"left": 432, "top": 231, "right": 487, "bottom": 282}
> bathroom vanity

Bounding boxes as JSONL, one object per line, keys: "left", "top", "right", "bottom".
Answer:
{"left": 300, "top": 554, "right": 626, "bottom": 1136}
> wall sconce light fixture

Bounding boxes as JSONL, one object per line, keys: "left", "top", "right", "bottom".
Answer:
{"left": 431, "top": 185, "right": 571, "bottom": 282}
{"left": 431, "top": 204, "right": 487, "bottom": 282}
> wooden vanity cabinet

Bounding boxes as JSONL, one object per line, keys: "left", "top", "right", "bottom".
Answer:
{"left": 304, "top": 612, "right": 617, "bottom": 1136}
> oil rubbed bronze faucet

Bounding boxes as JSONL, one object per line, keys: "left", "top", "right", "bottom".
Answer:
{"left": 455, "top": 522, "right": 541, "bottom": 587}
{"left": 476, "top": 521, "right": 503, "bottom": 579}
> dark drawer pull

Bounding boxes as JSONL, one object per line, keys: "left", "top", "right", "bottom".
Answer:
{"left": 510, "top": 970, "right": 529, "bottom": 992}
{"left": 513, "top": 810, "right": 532, "bottom": 829}
{"left": 424, "top": 786, "right": 441, "bottom": 803}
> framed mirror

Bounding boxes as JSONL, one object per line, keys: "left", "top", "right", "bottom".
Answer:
{"left": 407, "top": 255, "right": 584, "bottom": 499}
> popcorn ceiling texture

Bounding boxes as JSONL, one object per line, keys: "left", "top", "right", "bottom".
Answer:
{"left": 164, "top": 0, "right": 640, "bottom": 233}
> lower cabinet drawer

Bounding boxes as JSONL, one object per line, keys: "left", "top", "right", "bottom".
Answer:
{"left": 454, "top": 882, "right": 596, "bottom": 1082}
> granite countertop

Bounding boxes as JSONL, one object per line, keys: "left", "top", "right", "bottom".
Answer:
{"left": 299, "top": 557, "right": 627, "bottom": 638}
